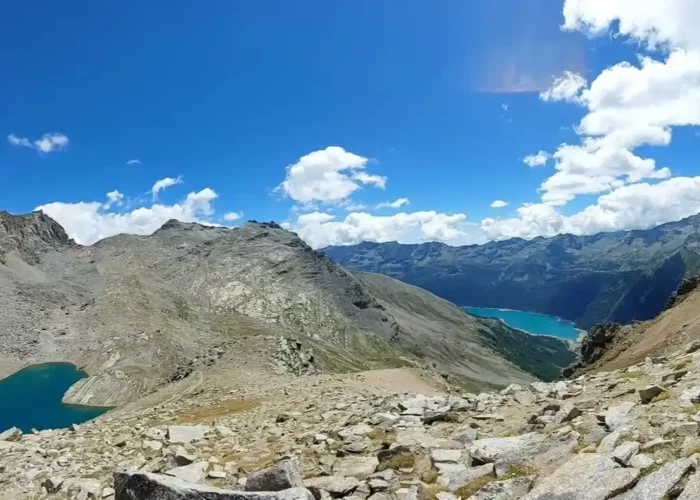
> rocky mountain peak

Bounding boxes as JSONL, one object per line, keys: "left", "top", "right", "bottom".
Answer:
{"left": 0, "top": 210, "right": 73, "bottom": 259}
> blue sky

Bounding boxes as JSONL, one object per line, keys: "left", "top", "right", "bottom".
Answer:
{"left": 3, "top": 1, "right": 700, "bottom": 247}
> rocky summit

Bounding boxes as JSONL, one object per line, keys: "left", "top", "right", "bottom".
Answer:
{"left": 4, "top": 341, "right": 700, "bottom": 498}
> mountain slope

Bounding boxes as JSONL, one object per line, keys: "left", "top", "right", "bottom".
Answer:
{"left": 568, "top": 276, "right": 700, "bottom": 374}
{"left": 0, "top": 212, "right": 572, "bottom": 406}
{"left": 323, "top": 214, "right": 700, "bottom": 328}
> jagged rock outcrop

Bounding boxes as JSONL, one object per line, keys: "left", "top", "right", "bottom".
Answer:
{"left": 0, "top": 212, "right": 573, "bottom": 408}
{"left": 666, "top": 275, "right": 700, "bottom": 309}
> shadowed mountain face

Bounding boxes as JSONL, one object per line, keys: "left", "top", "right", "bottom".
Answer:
{"left": 322, "top": 214, "right": 700, "bottom": 329}
{"left": 0, "top": 212, "right": 573, "bottom": 407}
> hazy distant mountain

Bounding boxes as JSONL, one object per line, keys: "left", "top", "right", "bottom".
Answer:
{"left": 322, "top": 214, "right": 700, "bottom": 329}
{"left": 0, "top": 211, "right": 573, "bottom": 407}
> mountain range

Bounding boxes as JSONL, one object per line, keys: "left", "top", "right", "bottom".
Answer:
{"left": 0, "top": 211, "right": 573, "bottom": 407}
{"left": 322, "top": 214, "right": 700, "bottom": 329}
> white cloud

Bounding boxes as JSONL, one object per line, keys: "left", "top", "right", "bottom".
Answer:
{"left": 277, "top": 146, "right": 385, "bottom": 203}
{"left": 151, "top": 176, "right": 183, "bottom": 199}
{"left": 7, "top": 134, "right": 31, "bottom": 148}
{"left": 562, "top": 0, "right": 700, "bottom": 51}
{"left": 126, "top": 159, "right": 142, "bottom": 165}
{"left": 490, "top": 200, "right": 509, "bottom": 208}
{"left": 523, "top": 151, "right": 550, "bottom": 167}
{"left": 37, "top": 186, "right": 222, "bottom": 245}
{"left": 539, "top": 71, "right": 587, "bottom": 102}
{"left": 522, "top": 1, "right": 700, "bottom": 212}
{"left": 501, "top": 103, "right": 510, "bottom": 111}
{"left": 287, "top": 210, "right": 484, "bottom": 249}
{"left": 351, "top": 171, "right": 387, "bottom": 189}
{"left": 103, "top": 190, "right": 124, "bottom": 209}
{"left": 7, "top": 132, "right": 69, "bottom": 153}
{"left": 376, "top": 198, "right": 410, "bottom": 209}
{"left": 482, "top": 176, "right": 700, "bottom": 240}
{"left": 223, "top": 211, "right": 243, "bottom": 221}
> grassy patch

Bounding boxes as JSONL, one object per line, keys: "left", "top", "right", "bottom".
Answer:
{"left": 683, "top": 404, "right": 700, "bottom": 415}
{"left": 421, "top": 470, "right": 438, "bottom": 484}
{"left": 503, "top": 464, "right": 537, "bottom": 479}
{"left": 367, "top": 427, "right": 396, "bottom": 444}
{"left": 617, "top": 370, "right": 644, "bottom": 380}
{"left": 674, "top": 358, "right": 692, "bottom": 370}
{"left": 640, "top": 464, "right": 661, "bottom": 477}
{"left": 454, "top": 475, "right": 497, "bottom": 499}
{"left": 174, "top": 399, "right": 258, "bottom": 424}
{"left": 377, "top": 454, "right": 416, "bottom": 471}
{"left": 651, "top": 391, "right": 671, "bottom": 403}
{"left": 418, "top": 484, "right": 445, "bottom": 500}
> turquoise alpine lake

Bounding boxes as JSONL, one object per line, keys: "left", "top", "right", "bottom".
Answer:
{"left": 0, "top": 362, "right": 108, "bottom": 433}
{"left": 464, "top": 307, "right": 581, "bottom": 341}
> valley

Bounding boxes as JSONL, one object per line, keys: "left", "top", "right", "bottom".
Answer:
{"left": 322, "top": 214, "right": 700, "bottom": 329}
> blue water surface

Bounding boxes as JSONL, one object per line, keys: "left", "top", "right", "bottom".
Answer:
{"left": 464, "top": 307, "right": 581, "bottom": 341}
{"left": 0, "top": 362, "right": 108, "bottom": 432}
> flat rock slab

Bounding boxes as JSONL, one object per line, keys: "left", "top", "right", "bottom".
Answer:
{"left": 523, "top": 453, "right": 639, "bottom": 500}
{"left": 470, "top": 476, "right": 533, "bottom": 499}
{"left": 619, "top": 458, "right": 693, "bottom": 500}
{"left": 165, "top": 462, "right": 208, "bottom": 484}
{"left": 437, "top": 463, "right": 494, "bottom": 492}
{"left": 304, "top": 476, "right": 360, "bottom": 496}
{"left": 333, "top": 456, "right": 379, "bottom": 479}
{"left": 114, "top": 470, "right": 315, "bottom": 500}
{"left": 470, "top": 433, "right": 547, "bottom": 464}
{"left": 167, "top": 425, "right": 211, "bottom": 444}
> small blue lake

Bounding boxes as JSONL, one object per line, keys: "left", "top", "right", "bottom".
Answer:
{"left": 0, "top": 363, "right": 108, "bottom": 433}
{"left": 464, "top": 307, "right": 581, "bottom": 341}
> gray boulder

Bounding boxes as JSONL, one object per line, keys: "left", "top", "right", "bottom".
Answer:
{"left": 246, "top": 461, "right": 304, "bottom": 492}
{"left": 523, "top": 454, "right": 639, "bottom": 500}
{"left": 679, "top": 472, "right": 700, "bottom": 499}
{"left": 620, "top": 458, "right": 694, "bottom": 499}
{"left": 114, "top": 470, "right": 315, "bottom": 500}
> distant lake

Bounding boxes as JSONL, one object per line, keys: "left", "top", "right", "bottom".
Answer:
{"left": 464, "top": 307, "right": 581, "bottom": 341}
{"left": 0, "top": 363, "right": 108, "bottom": 433}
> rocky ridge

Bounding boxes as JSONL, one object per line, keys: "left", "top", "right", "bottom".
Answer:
{"left": 5, "top": 341, "right": 700, "bottom": 498}
{"left": 0, "top": 212, "right": 572, "bottom": 406}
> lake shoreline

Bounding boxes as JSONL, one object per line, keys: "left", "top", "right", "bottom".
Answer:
{"left": 463, "top": 306, "right": 584, "bottom": 349}
{"left": 0, "top": 362, "right": 111, "bottom": 432}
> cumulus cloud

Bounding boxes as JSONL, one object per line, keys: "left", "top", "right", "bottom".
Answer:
{"left": 523, "top": 151, "right": 550, "bottom": 167}
{"left": 103, "top": 190, "right": 124, "bottom": 209}
{"left": 519, "top": 1, "right": 700, "bottom": 212}
{"left": 539, "top": 71, "right": 587, "bottom": 102}
{"left": 376, "top": 198, "right": 410, "bottom": 209}
{"left": 482, "top": 176, "right": 700, "bottom": 240}
{"left": 151, "top": 176, "right": 182, "bottom": 199}
{"left": 126, "top": 159, "right": 142, "bottom": 165}
{"left": 277, "top": 146, "right": 385, "bottom": 204}
{"left": 286, "top": 210, "right": 484, "bottom": 249}
{"left": 7, "top": 132, "right": 69, "bottom": 153}
{"left": 37, "top": 186, "right": 224, "bottom": 245}
{"left": 223, "top": 211, "right": 243, "bottom": 221}
{"left": 490, "top": 200, "right": 509, "bottom": 208}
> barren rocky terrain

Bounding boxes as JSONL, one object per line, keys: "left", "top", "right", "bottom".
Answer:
{"left": 5, "top": 340, "right": 700, "bottom": 498}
